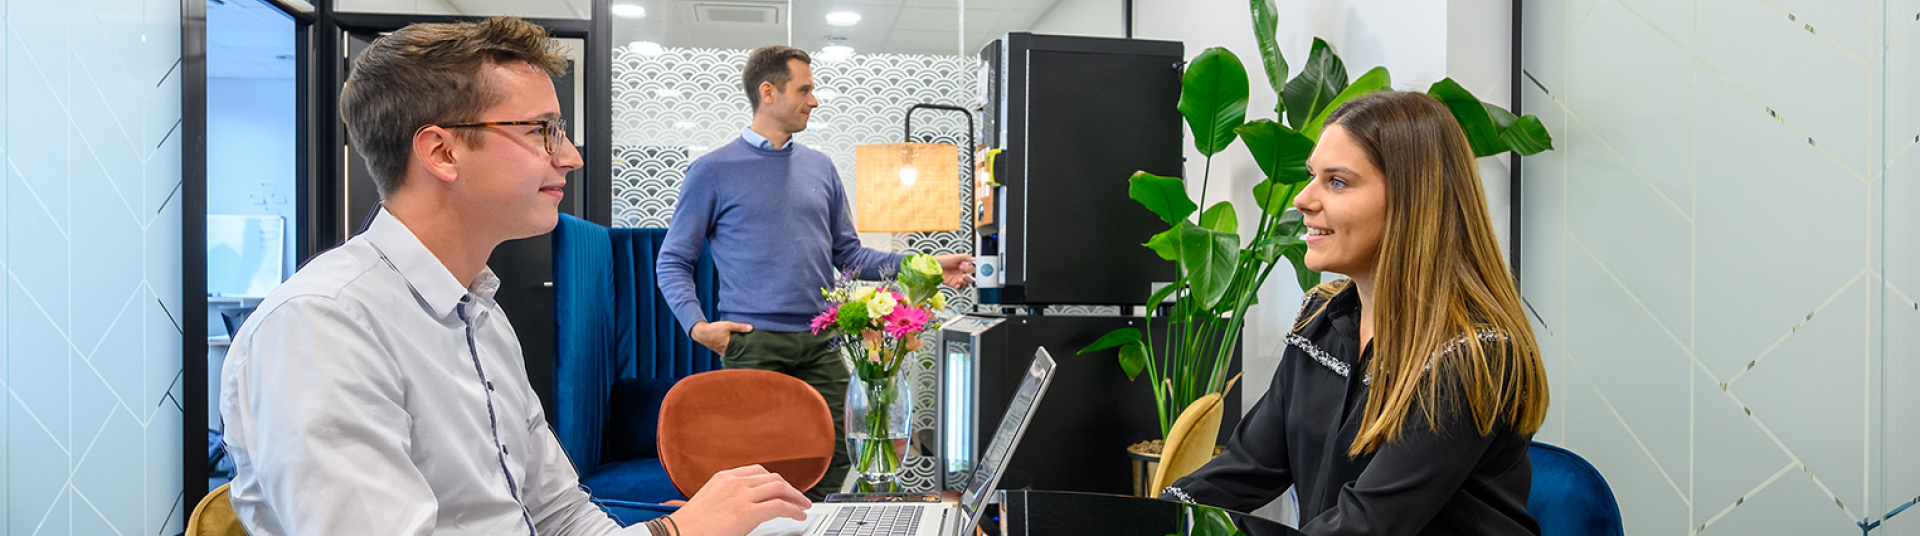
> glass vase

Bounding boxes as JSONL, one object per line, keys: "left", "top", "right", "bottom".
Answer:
{"left": 845, "top": 369, "right": 912, "bottom": 488}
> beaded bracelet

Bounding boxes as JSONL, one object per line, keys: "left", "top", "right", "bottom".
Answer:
{"left": 642, "top": 515, "right": 681, "bottom": 536}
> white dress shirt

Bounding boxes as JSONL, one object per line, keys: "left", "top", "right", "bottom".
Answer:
{"left": 221, "top": 208, "right": 648, "bottom": 536}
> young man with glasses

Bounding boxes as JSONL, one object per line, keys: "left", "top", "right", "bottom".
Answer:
{"left": 656, "top": 45, "right": 976, "bottom": 499}
{"left": 220, "top": 17, "right": 807, "bottom": 535}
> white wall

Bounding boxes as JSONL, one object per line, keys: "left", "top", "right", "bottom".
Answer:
{"left": 1029, "top": 0, "right": 1124, "bottom": 37}
{"left": 1132, "top": 0, "right": 1514, "bottom": 427}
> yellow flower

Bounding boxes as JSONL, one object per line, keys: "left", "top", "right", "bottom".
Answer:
{"left": 930, "top": 292, "right": 947, "bottom": 310}
{"left": 868, "top": 292, "right": 898, "bottom": 317}
{"left": 850, "top": 286, "right": 875, "bottom": 303}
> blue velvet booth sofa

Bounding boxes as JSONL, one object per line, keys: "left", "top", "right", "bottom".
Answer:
{"left": 551, "top": 214, "right": 724, "bottom": 523}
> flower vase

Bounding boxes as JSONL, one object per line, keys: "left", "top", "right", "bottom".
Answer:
{"left": 845, "top": 368, "right": 912, "bottom": 488}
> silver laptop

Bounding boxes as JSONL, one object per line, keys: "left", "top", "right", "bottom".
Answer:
{"left": 748, "top": 347, "right": 1058, "bottom": 536}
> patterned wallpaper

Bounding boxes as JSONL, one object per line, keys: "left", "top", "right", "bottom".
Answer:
{"left": 1521, "top": 0, "right": 1917, "bottom": 534}
{"left": 3, "top": 0, "right": 187, "bottom": 533}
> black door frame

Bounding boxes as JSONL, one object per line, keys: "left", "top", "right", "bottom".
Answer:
{"left": 183, "top": 0, "right": 613, "bottom": 523}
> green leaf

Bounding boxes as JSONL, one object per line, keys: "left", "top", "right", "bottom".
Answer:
{"left": 1487, "top": 103, "right": 1554, "bottom": 155}
{"left": 1078, "top": 327, "right": 1143, "bottom": 354}
{"left": 1281, "top": 244, "right": 1321, "bottom": 292}
{"left": 1237, "top": 120, "right": 1315, "bottom": 189}
{"left": 1188, "top": 506, "right": 1244, "bottom": 536}
{"left": 1282, "top": 39, "right": 1347, "bottom": 130}
{"left": 1426, "top": 78, "right": 1503, "bottom": 157}
{"left": 1249, "top": 0, "right": 1288, "bottom": 114}
{"left": 1273, "top": 215, "right": 1305, "bottom": 238}
{"left": 1250, "top": 180, "right": 1301, "bottom": 217}
{"left": 1200, "top": 201, "right": 1238, "bottom": 234}
{"left": 1301, "top": 66, "right": 1390, "bottom": 141}
{"left": 1128, "top": 171, "right": 1198, "bottom": 225}
{"left": 1253, "top": 234, "right": 1303, "bottom": 264}
{"left": 1118, "top": 343, "right": 1149, "bottom": 381}
{"left": 1180, "top": 223, "right": 1241, "bottom": 309}
{"left": 1145, "top": 227, "right": 1181, "bottom": 260}
{"left": 1179, "top": 47, "right": 1251, "bottom": 156}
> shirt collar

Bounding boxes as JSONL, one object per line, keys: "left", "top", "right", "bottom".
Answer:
{"left": 360, "top": 207, "right": 501, "bottom": 319}
{"left": 741, "top": 126, "right": 786, "bottom": 150}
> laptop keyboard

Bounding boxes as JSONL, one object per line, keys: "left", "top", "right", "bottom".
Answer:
{"left": 820, "top": 505, "right": 924, "bottom": 536}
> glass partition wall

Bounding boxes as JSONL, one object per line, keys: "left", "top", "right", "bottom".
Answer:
{"left": 607, "top": 0, "right": 1125, "bottom": 490}
{"left": 1519, "top": 0, "right": 1917, "bottom": 534}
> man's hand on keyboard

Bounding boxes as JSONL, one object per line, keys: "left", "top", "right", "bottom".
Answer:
{"left": 672, "top": 465, "right": 812, "bottom": 536}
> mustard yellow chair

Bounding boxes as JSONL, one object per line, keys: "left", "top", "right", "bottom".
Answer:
{"left": 1150, "top": 392, "right": 1226, "bottom": 494}
{"left": 187, "top": 483, "right": 248, "bottom": 536}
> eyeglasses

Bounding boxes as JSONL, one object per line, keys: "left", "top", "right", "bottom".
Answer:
{"left": 435, "top": 117, "right": 570, "bottom": 154}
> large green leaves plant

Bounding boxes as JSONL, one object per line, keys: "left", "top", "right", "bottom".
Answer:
{"left": 1081, "top": 0, "right": 1555, "bottom": 439}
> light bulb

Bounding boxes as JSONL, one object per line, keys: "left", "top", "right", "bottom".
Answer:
{"left": 825, "top": 12, "right": 862, "bottom": 26}
{"left": 611, "top": 4, "right": 646, "bottom": 18}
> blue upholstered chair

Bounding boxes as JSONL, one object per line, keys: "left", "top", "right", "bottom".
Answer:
{"left": 552, "top": 215, "right": 725, "bottom": 520}
{"left": 1528, "top": 441, "right": 1625, "bottom": 536}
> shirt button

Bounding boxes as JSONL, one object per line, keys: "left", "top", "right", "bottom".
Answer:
{"left": 487, "top": 381, "right": 495, "bottom": 391}
{"left": 502, "top": 445, "right": 510, "bottom": 455}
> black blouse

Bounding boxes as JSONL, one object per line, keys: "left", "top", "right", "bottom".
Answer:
{"left": 1161, "top": 282, "right": 1539, "bottom": 536}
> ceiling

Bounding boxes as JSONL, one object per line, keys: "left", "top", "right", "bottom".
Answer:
{"left": 208, "top": 0, "right": 298, "bottom": 79}
{"left": 210, "top": 0, "right": 1092, "bottom": 80}
{"left": 607, "top": 0, "right": 1066, "bottom": 57}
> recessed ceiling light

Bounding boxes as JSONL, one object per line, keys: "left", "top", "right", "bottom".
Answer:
{"left": 611, "top": 3, "right": 646, "bottom": 18}
{"left": 819, "top": 44, "right": 855, "bottom": 62}
{"left": 825, "top": 12, "right": 861, "bottom": 26}
{"left": 627, "top": 40, "right": 664, "bottom": 55}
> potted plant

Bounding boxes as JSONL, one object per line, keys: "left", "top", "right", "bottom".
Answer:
{"left": 1081, "top": 0, "right": 1555, "bottom": 494}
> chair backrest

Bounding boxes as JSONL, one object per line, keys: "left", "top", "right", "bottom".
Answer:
{"left": 1528, "top": 442, "right": 1625, "bottom": 536}
{"left": 656, "top": 369, "right": 837, "bottom": 497}
{"left": 1151, "top": 392, "right": 1225, "bottom": 493}
{"left": 553, "top": 215, "right": 723, "bottom": 473}
{"left": 186, "top": 483, "right": 247, "bottom": 536}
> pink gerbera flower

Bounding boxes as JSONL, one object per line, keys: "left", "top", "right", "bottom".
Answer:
{"left": 809, "top": 307, "right": 838, "bottom": 334}
{"left": 883, "top": 306, "right": 931, "bottom": 338}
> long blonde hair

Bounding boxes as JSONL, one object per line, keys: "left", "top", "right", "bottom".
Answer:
{"left": 1322, "top": 91, "right": 1549, "bottom": 456}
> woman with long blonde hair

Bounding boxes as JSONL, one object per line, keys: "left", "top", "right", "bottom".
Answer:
{"left": 1161, "top": 91, "right": 1551, "bottom": 535}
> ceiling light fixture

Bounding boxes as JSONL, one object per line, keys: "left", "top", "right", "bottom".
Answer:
{"left": 825, "top": 11, "right": 861, "bottom": 26}
{"left": 611, "top": 3, "right": 646, "bottom": 18}
{"left": 819, "top": 44, "right": 855, "bottom": 62}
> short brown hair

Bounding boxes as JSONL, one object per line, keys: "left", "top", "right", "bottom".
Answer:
{"left": 340, "top": 16, "right": 568, "bottom": 196}
{"left": 742, "top": 45, "right": 811, "bottom": 112}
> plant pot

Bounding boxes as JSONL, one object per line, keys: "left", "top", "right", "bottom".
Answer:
{"left": 1127, "top": 440, "right": 1166, "bottom": 498}
{"left": 1127, "top": 440, "right": 1227, "bottom": 498}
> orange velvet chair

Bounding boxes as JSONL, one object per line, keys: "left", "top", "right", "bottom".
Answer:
{"left": 656, "top": 369, "right": 837, "bottom": 496}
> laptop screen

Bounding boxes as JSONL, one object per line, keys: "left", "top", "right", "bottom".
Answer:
{"left": 957, "top": 347, "right": 1058, "bottom": 521}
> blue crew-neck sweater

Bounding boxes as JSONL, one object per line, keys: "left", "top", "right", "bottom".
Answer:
{"left": 657, "top": 136, "right": 905, "bottom": 333}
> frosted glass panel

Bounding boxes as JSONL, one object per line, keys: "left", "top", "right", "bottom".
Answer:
{"left": 1522, "top": 0, "right": 1910, "bottom": 533}
{"left": 3, "top": 0, "right": 184, "bottom": 533}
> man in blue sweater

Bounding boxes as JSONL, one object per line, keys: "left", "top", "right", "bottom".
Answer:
{"left": 657, "top": 45, "right": 974, "bottom": 498}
